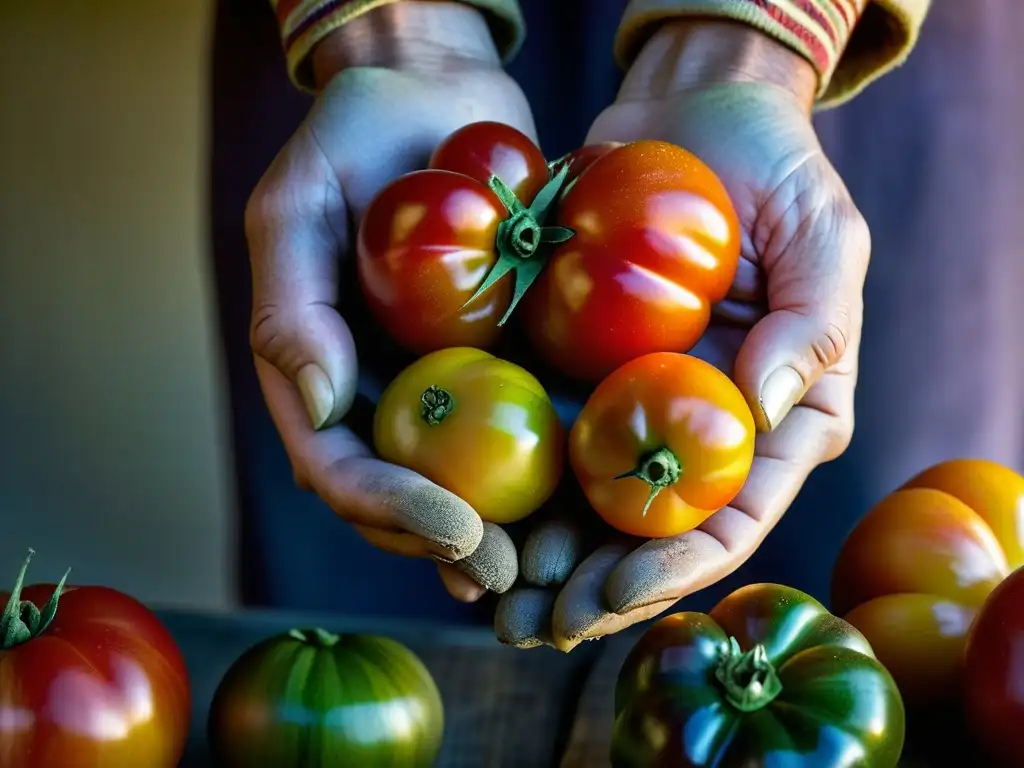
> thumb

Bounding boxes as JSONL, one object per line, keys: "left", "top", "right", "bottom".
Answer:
{"left": 246, "top": 124, "right": 354, "bottom": 430}
{"left": 733, "top": 194, "right": 870, "bottom": 432}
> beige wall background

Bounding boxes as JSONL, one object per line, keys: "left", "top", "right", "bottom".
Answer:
{"left": 0, "top": 1, "right": 235, "bottom": 609}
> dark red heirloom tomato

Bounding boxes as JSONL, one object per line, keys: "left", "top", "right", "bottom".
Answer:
{"left": 522, "top": 140, "right": 741, "bottom": 382}
{"left": 0, "top": 550, "right": 190, "bottom": 767}
{"left": 357, "top": 120, "right": 567, "bottom": 354}
{"left": 964, "top": 565, "right": 1024, "bottom": 766}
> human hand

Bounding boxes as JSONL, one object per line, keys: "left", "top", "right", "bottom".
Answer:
{"left": 495, "top": 20, "right": 870, "bottom": 651}
{"left": 245, "top": 2, "right": 536, "bottom": 601}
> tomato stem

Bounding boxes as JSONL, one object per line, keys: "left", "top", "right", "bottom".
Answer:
{"left": 715, "top": 637, "right": 783, "bottom": 713}
{"left": 613, "top": 447, "right": 682, "bottom": 517}
{"left": 0, "top": 548, "right": 71, "bottom": 650}
{"left": 288, "top": 628, "right": 341, "bottom": 647}
{"left": 420, "top": 385, "right": 455, "bottom": 425}
{"left": 459, "top": 163, "right": 575, "bottom": 326}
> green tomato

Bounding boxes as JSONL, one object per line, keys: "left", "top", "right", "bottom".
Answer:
{"left": 612, "top": 584, "right": 905, "bottom": 767}
{"left": 208, "top": 629, "right": 444, "bottom": 767}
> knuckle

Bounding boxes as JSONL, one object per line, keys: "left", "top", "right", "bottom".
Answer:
{"left": 248, "top": 303, "right": 285, "bottom": 358}
{"left": 812, "top": 320, "right": 850, "bottom": 368}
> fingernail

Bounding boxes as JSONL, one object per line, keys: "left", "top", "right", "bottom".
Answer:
{"left": 296, "top": 364, "right": 334, "bottom": 430}
{"left": 758, "top": 366, "right": 804, "bottom": 431}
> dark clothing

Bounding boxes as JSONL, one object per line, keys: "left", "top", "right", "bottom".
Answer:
{"left": 210, "top": 0, "right": 1024, "bottom": 618}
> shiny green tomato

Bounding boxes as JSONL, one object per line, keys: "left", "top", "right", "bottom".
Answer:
{"left": 612, "top": 584, "right": 905, "bottom": 767}
{"left": 208, "top": 629, "right": 444, "bottom": 767}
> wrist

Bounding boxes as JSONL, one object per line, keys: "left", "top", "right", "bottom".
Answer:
{"left": 619, "top": 20, "right": 817, "bottom": 114}
{"left": 311, "top": 1, "right": 501, "bottom": 90}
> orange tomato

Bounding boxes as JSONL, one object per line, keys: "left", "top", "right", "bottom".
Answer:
{"left": 569, "top": 353, "right": 755, "bottom": 538}
{"left": 831, "top": 458, "right": 1024, "bottom": 706}
{"left": 522, "top": 141, "right": 741, "bottom": 383}
{"left": 374, "top": 347, "right": 564, "bottom": 524}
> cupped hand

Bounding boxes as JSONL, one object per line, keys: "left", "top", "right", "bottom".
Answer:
{"left": 245, "top": 3, "right": 535, "bottom": 601}
{"left": 495, "top": 20, "right": 870, "bottom": 650}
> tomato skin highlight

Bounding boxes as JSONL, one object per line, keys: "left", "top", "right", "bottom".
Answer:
{"left": 0, "top": 557, "right": 190, "bottom": 768}
{"left": 356, "top": 121, "right": 549, "bottom": 355}
{"left": 612, "top": 584, "right": 905, "bottom": 768}
{"left": 964, "top": 566, "right": 1024, "bottom": 766}
{"left": 570, "top": 353, "right": 754, "bottom": 538}
{"left": 208, "top": 630, "right": 444, "bottom": 768}
{"left": 523, "top": 140, "right": 741, "bottom": 382}
{"left": 429, "top": 120, "right": 549, "bottom": 203}
{"left": 831, "top": 458, "right": 1024, "bottom": 708}
{"left": 374, "top": 347, "right": 564, "bottom": 524}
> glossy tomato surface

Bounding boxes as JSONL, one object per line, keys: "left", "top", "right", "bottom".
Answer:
{"left": 964, "top": 566, "right": 1024, "bottom": 765}
{"left": 209, "top": 629, "right": 443, "bottom": 768}
{"left": 356, "top": 121, "right": 549, "bottom": 354}
{"left": 570, "top": 353, "right": 754, "bottom": 538}
{"left": 831, "top": 459, "right": 1024, "bottom": 706}
{"left": 374, "top": 347, "right": 563, "bottom": 524}
{"left": 612, "top": 584, "right": 905, "bottom": 768}
{"left": 0, "top": 554, "right": 190, "bottom": 767}
{"left": 522, "top": 140, "right": 741, "bottom": 382}
{"left": 553, "top": 141, "right": 621, "bottom": 189}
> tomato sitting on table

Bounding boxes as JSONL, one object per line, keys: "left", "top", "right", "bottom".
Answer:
{"left": 611, "top": 584, "right": 905, "bottom": 767}
{"left": 374, "top": 347, "right": 564, "bottom": 525}
{"left": 209, "top": 629, "right": 443, "bottom": 768}
{"left": 569, "top": 352, "right": 754, "bottom": 538}
{"left": 521, "top": 140, "right": 741, "bottom": 382}
{"left": 964, "top": 565, "right": 1024, "bottom": 766}
{"left": 0, "top": 549, "right": 190, "bottom": 768}
{"left": 357, "top": 120, "right": 570, "bottom": 355}
{"left": 831, "top": 458, "right": 1024, "bottom": 708}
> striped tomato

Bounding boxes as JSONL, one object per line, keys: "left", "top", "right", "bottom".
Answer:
{"left": 208, "top": 630, "right": 444, "bottom": 767}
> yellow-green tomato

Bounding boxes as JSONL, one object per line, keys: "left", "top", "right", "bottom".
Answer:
{"left": 374, "top": 347, "right": 564, "bottom": 524}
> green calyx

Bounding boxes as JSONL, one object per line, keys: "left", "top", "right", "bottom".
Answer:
{"left": 460, "top": 161, "right": 576, "bottom": 326}
{"left": 288, "top": 627, "right": 341, "bottom": 647}
{"left": 614, "top": 447, "right": 682, "bottom": 517}
{"left": 420, "top": 385, "right": 455, "bottom": 426}
{"left": 715, "top": 637, "right": 783, "bottom": 713}
{"left": 1, "top": 548, "right": 71, "bottom": 650}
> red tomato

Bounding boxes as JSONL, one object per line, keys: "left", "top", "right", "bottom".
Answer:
{"left": 0, "top": 550, "right": 190, "bottom": 767}
{"left": 551, "top": 142, "right": 621, "bottom": 189}
{"left": 570, "top": 353, "right": 755, "bottom": 538}
{"left": 831, "top": 459, "right": 1024, "bottom": 708}
{"left": 522, "top": 140, "right": 741, "bottom": 382}
{"left": 357, "top": 121, "right": 553, "bottom": 354}
{"left": 964, "top": 565, "right": 1024, "bottom": 765}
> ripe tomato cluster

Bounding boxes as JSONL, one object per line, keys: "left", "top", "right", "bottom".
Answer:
{"left": 832, "top": 458, "right": 1024, "bottom": 766}
{"left": 360, "top": 121, "right": 756, "bottom": 538}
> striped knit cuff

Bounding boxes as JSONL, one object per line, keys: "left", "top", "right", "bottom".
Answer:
{"left": 272, "top": 0, "right": 526, "bottom": 93}
{"left": 615, "top": 0, "right": 868, "bottom": 103}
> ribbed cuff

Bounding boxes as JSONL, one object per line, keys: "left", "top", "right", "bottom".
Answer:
{"left": 272, "top": 0, "right": 526, "bottom": 92}
{"left": 823, "top": 0, "right": 929, "bottom": 107}
{"left": 616, "top": 0, "right": 929, "bottom": 107}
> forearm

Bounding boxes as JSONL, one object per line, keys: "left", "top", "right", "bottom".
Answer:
{"left": 617, "top": 19, "right": 817, "bottom": 113}
{"left": 615, "top": 0, "right": 932, "bottom": 107}
{"left": 311, "top": 2, "right": 500, "bottom": 89}
{"left": 271, "top": 0, "right": 524, "bottom": 92}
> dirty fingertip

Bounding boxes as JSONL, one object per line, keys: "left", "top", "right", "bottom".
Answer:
{"left": 494, "top": 588, "right": 556, "bottom": 649}
{"left": 454, "top": 522, "right": 518, "bottom": 594}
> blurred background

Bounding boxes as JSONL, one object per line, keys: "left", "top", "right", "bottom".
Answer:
{"left": 0, "top": 1, "right": 233, "bottom": 608}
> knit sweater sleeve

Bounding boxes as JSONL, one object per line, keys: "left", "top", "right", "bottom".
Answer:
{"left": 614, "top": 0, "right": 932, "bottom": 107}
{"left": 270, "top": 0, "right": 525, "bottom": 92}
